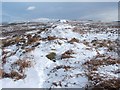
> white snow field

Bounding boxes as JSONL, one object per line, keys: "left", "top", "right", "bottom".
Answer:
{"left": 0, "top": 19, "right": 119, "bottom": 89}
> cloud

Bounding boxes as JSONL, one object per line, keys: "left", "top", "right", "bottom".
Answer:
{"left": 27, "top": 6, "right": 36, "bottom": 10}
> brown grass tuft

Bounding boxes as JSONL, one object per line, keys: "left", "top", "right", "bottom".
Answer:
{"left": 13, "top": 59, "right": 31, "bottom": 73}
{"left": 47, "top": 36, "right": 57, "bottom": 41}
{"left": 61, "top": 50, "right": 75, "bottom": 59}
{"left": 2, "top": 71, "right": 26, "bottom": 80}
{"left": 73, "top": 27, "right": 86, "bottom": 34}
{"left": 84, "top": 58, "right": 120, "bottom": 71}
{"left": 0, "top": 69, "right": 3, "bottom": 79}
{"left": 84, "top": 55, "right": 120, "bottom": 89}
{"left": 2, "top": 59, "right": 32, "bottom": 80}
{"left": 95, "top": 79, "right": 120, "bottom": 89}
{"left": 68, "top": 38, "right": 79, "bottom": 44}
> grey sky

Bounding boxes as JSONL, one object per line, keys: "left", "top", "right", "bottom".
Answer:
{"left": 1, "top": 0, "right": 119, "bottom": 2}
{"left": 2, "top": 2, "right": 118, "bottom": 22}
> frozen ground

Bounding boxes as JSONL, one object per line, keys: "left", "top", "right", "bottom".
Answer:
{"left": 0, "top": 19, "right": 119, "bottom": 89}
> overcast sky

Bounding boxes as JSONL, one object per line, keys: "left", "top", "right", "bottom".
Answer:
{"left": 1, "top": 0, "right": 119, "bottom": 2}
{"left": 1, "top": 2, "right": 118, "bottom": 22}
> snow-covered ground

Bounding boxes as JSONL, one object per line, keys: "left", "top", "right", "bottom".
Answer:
{"left": 0, "top": 20, "right": 119, "bottom": 89}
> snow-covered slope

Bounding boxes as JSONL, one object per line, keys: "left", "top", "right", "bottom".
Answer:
{"left": 0, "top": 20, "right": 119, "bottom": 89}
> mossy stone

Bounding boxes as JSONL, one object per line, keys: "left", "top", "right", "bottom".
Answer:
{"left": 46, "top": 52, "right": 56, "bottom": 61}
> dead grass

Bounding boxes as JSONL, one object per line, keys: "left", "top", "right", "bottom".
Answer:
{"left": 0, "top": 69, "right": 3, "bottom": 79}
{"left": 2, "top": 48, "right": 19, "bottom": 64}
{"left": 2, "top": 59, "right": 32, "bottom": 80}
{"left": 25, "top": 47, "right": 35, "bottom": 53}
{"left": 84, "top": 58, "right": 120, "bottom": 71}
{"left": 12, "top": 59, "right": 32, "bottom": 73}
{"left": 86, "top": 75, "right": 120, "bottom": 90}
{"left": 85, "top": 70, "right": 120, "bottom": 89}
{"left": 2, "top": 38, "right": 16, "bottom": 47}
{"left": 2, "top": 36, "right": 24, "bottom": 47}
{"left": 61, "top": 50, "right": 75, "bottom": 59}
{"left": 83, "top": 40, "right": 90, "bottom": 46}
{"left": 27, "top": 35, "right": 40, "bottom": 45}
{"left": 1, "top": 34, "right": 37, "bottom": 81}
{"left": 41, "top": 36, "right": 67, "bottom": 41}
{"left": 50, "top": 65, "right": 73, "bottom": 73}
{"left": 73, "top": 27, "right": 86, "bottom": 34}
{"left": 68, "top": 38, "right": 79, "bottom": 44}
{"left": 47, "top": 36, "right": 58, "bottom": 41}
{"left": 95, "top": 78, "right": 120, "bottom": 89}
{"left": 91, "top": 40, "right": 117, "bottom": 51}
{"left": 63, "top": 50, "right": 75, "bottom": 55}
{"left": 84, "top": 55, "right": 120, "bottom": 89}
{"left": 14, "top": 37, "right": 21, "bottom": 43}
{"left": 2, "top": 71, "right": 26, "bottom": 80}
